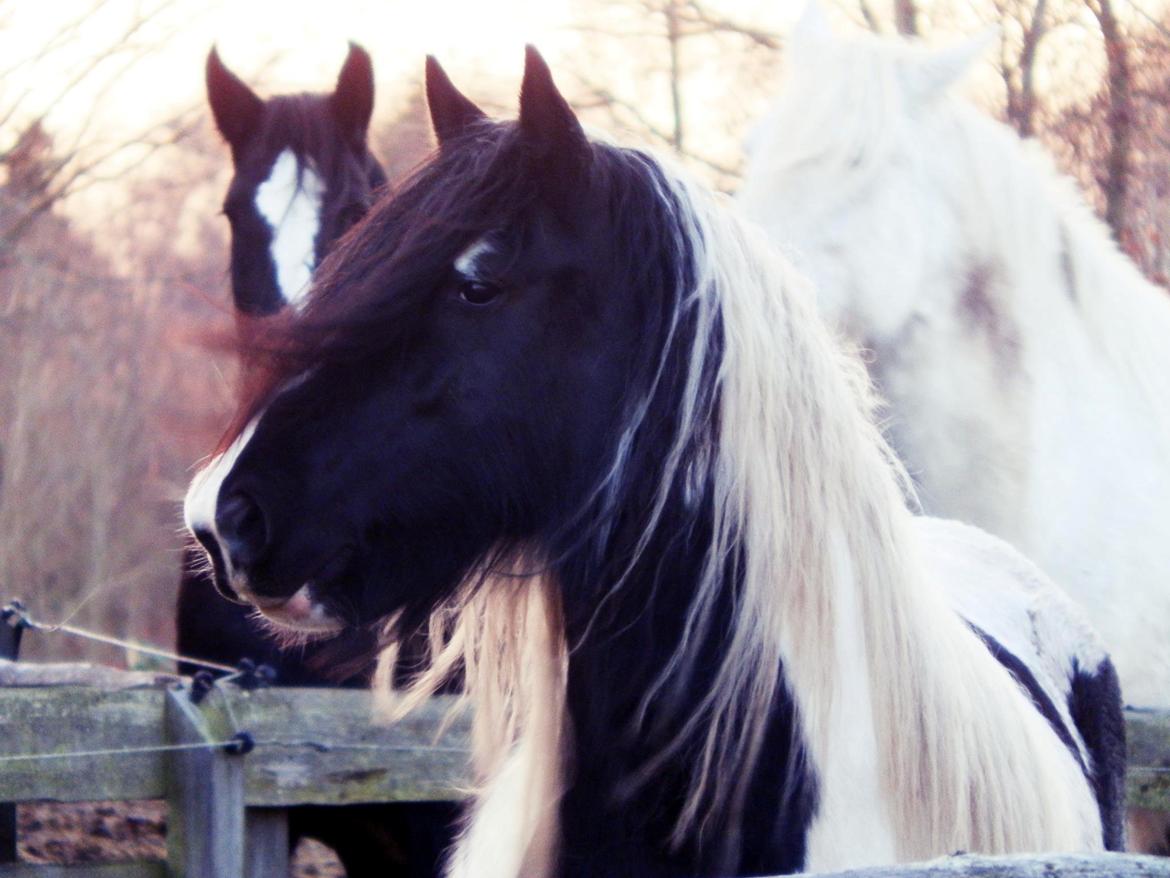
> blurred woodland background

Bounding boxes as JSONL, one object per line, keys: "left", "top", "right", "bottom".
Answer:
{"left": 0, "top": 0, "right": 1165, "bottom": 664}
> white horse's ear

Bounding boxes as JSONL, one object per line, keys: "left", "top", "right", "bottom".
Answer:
{"left": 790, "top": 0, "right": 835, "bottom": 52}
{"left": 906, "top": 27, "right": 998, "bottom": 104}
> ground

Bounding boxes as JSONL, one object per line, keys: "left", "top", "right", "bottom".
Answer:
{"left": 17, "top": 801, "right": 345, "bottom": 876}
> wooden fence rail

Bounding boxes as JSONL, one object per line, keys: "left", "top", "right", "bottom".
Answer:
{"left": 0, "top": 659, "right": 468, "bottom": 877}
{"left": 795, "top": 853, "right": 1170, "bottom": 876}
{"left": 0, "top": 659, "right": 1167, "bottom": 877}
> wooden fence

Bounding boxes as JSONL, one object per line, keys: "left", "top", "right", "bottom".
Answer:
{"left": 0, "top": 657, "right": 1167, "bottom": 877}
{"left": 0, "top": 659, "right": 468, "bottom": 877}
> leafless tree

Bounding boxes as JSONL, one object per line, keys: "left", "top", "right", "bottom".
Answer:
{"left": 1085, "top": 0, "right": 1134, "bottom": 238}
{"left": 0, "top": 0, "right": 200, "bottom": 252}
{"left": 894, "top": 0, "right": 920, "bottom": 35}
{"left": 567, "top": 0, "right": 780, "bottom": 186}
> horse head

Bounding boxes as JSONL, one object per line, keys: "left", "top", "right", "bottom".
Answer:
{"left": 207, "top": 43, "right": 387, "bottom": 314}
{"left": 186, "top": 48, "right": 674, "bottom": 636}
{"left": 739, "top": 9, "right": 994, "bottom": 343}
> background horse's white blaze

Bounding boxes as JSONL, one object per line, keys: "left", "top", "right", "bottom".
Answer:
{"left": 738, "top": 14, "right": 1170, "bottom": 708}
{"left": 255, "top": 148, "right": 325, "bottom": 308}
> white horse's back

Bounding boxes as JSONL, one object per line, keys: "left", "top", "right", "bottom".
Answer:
{"left": 739, "top": 12, "right": 1170, "bottom": 707}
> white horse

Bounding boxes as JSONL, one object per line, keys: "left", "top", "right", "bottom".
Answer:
{"left": 738, "top": 11, "right": 1170, "bottom": 710}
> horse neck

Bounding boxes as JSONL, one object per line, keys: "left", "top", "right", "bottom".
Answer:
{"left": 935, "top": 105, "right": 1170, "bottom": 387}
{"left": 553, "top": 497, "right": 817, "bottom": 873}
{"left": 917, "top": 105, "right": 1170, "bottom": 496}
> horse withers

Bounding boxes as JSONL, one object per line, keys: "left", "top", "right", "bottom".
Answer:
{"left": 181, "top": 43, "right": 454, "bottom": 877}
{"left": 184, "top": 48, "right": 1125, "bottom": 877}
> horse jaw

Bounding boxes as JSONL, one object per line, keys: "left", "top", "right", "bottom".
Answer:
{"left": 252, "top": 585, "right": 345, "bottom": 634}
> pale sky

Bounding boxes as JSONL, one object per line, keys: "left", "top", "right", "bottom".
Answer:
{"left": 0, "top": 0, "right": 1132, "bottom": 250}
{"left": 2, "top": 0, "right": 586, "bottom": 140}
{"left": 0, "top": 0, "right": 799, "bottom": 240}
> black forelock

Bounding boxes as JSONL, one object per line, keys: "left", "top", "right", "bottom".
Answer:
{"left": 250, "top": 93, "right": 385, "bottom": 200}
{"left": 258, "top": 94, "right": 347, "bottom": 166}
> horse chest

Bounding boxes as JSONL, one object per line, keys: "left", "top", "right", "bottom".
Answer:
{"left": 554, "top": 640, "right": 819, "bottom": 875}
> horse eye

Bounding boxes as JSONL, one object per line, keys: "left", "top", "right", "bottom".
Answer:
{"left": 458, "top": 279, "right": 502, "bottom": 306}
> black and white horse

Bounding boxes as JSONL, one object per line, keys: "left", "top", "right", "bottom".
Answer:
{"left": 184, "top": 49, "right": 1125, "bottom": 877}
{"left": 206, "top": 41, "right": 388, "bottom": 315}
{"left": 180, "top": 44, "right": 453, "bottom": 878}
{"left": 180, "top": 41, "right": 388, "bottom": 685}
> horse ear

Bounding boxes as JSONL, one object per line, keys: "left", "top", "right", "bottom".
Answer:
{"left": 425, "top": 56, "right": 486, "bottom": 145}
{"left": 789, "top": 0, "right": 834, "bottom": 55}
{"left": 518, "top": 45, "right": 589, "bottom": 195}
{"left": 206, "top": 47, "right": 264, "bottom": 151}
{"left": 906, "top": 28, "right": 997, "bottom": 104}
{"left": 332, "top": 42, "right": 375, "bottom": 148}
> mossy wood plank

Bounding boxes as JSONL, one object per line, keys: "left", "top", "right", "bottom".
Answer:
{"left": 1127, "top": 709, "right": 1170, "bottom": 768}
{"left": 1127, "top": 709, "right": 1170, "bottom": 812}
{"left": 0, "top": 863, "right": 166, "bottom": 877}
{"left": 0, "top": 686, "right": 470, "bottom": 806}
{"left": 0, "top": 688, "right": 1164, "bottom": 811}
{"left": 225, "top": 690, "right": 471, "bottom": 805}
{"left": 791, "top": 853, "right": 1170, "bottom": 876}
{"left": 0, "top": 688, "right": 166, "bottom": 801}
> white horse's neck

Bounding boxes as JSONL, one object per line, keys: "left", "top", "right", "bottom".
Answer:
{"left": 850, "top": 100, "right": 1170, "bottom": 706}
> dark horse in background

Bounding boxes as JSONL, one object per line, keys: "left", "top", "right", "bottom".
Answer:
{"left": 177, "top": 43, "right": 455, "bottom": 876}
{"left": 184, "top": 48, "right": 1123, "bottom": 876}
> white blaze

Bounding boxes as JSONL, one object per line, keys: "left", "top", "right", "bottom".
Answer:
{"left": 455, "top": 237, "right": 494, "bottom": 276}
{"left": 255, "top": 149, "right": 324, "bottom": 308}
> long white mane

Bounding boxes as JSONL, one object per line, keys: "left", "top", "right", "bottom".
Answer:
{"left": 379, "top": 144, "right": 1100, "bottom": 875}
{"left": 739, "top": 13, "right": 1170, "bottom": 707}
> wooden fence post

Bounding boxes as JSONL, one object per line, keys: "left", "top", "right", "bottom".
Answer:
{"left": 244, "top": 808, "right": 290, "bottom": 877}
{"left": 164, "top": 686, "right": 245, "bottom": 878}
{"left": 0, "top": 604, "right": 26, "bottom": 864}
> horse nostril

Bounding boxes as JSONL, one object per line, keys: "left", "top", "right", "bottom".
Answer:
{"left": 216, "top": 490, "right": 270, "bottom": 569}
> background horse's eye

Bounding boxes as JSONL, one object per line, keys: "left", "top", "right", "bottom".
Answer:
{"left": 458, "top": 279, "right": 502, "bottom": 306}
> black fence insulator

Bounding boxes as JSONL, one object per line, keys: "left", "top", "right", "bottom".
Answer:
{"left": 235, "top": 658, "right": 275, "bottom": 691}
{"left": 225, "top": 731, "right": 254, "bottom": 756}
{"left": 189, "top": 670, "right": 216, "bottom": 705}
{"left": 0, "top": 601, "right": 28, "bottom": 662}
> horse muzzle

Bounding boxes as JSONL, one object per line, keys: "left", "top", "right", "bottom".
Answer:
{"left": 184, "top": 444, "right": 349, "bottom": 635}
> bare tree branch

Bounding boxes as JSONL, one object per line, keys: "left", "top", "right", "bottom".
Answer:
{"left": 1086, "top": 0, "right": 1134, "bottom": 238}
{"left": 858, "top": 0, "right": 883, "bottom": 33}
{"left": 1011, "top": 0, "right": 1050, "bottom": 136}
{"left": 894, "top": 0, "right": 920, "bottom": 35}
{"left": 678, "top": 1, "right": 781, "bottom": 49}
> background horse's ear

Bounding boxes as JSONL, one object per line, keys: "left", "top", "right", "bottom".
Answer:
{"left": 518, "top": 45, "right": 589, "bottom": 203}
{"left": 790, "top": 0, "right": 834, "bottom": 49}
{"left": 904, "top": 28, "right": 998, "bottom": 105}
{"left": 425, "top": 56, "right": 486, "bottom": 145}
{"left": 206, "top": 47, "right": 264, "bottom": 153}
{"left": 332, "top": 42, "right": 376, "bottom": 149}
